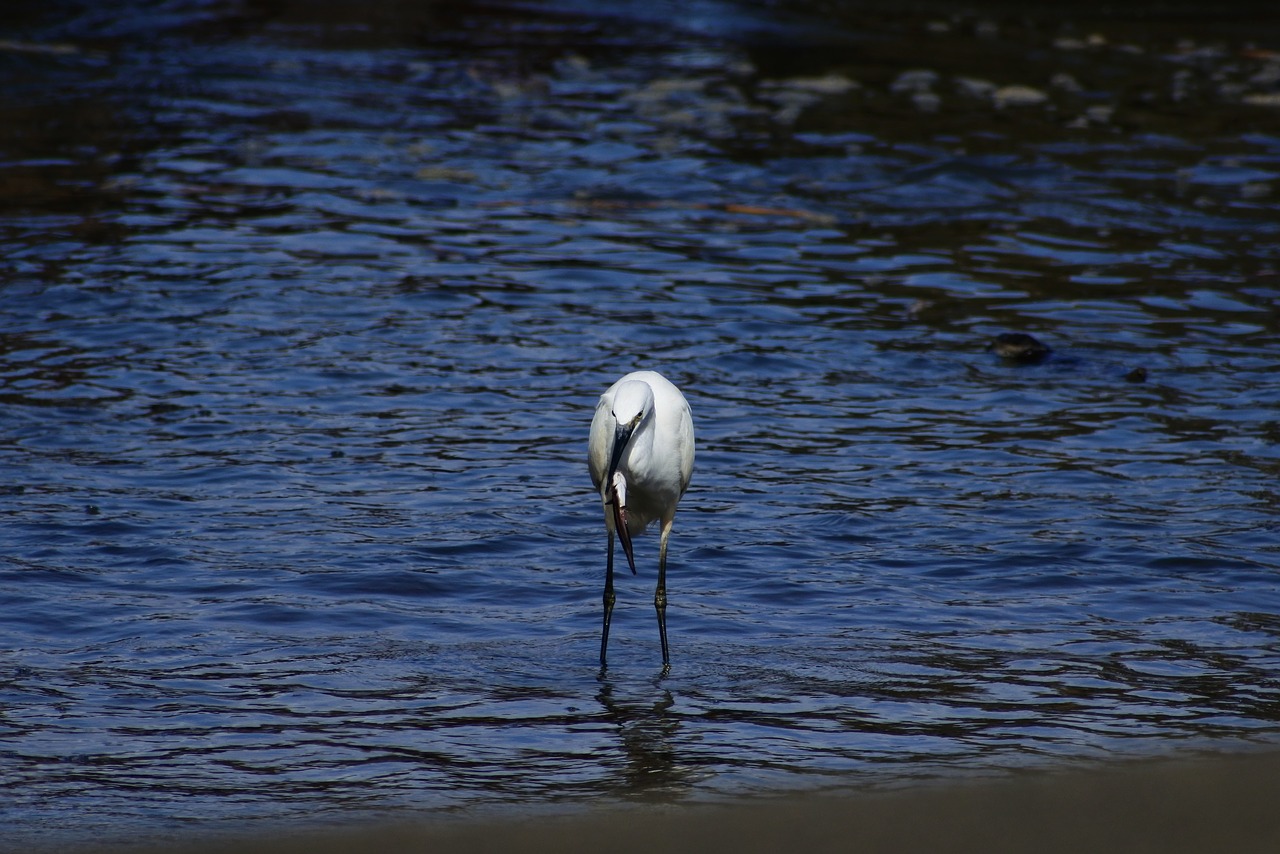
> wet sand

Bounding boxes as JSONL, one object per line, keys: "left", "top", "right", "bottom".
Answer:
{"left": 126, "top": 750, "right": 1280, "bottom": 854}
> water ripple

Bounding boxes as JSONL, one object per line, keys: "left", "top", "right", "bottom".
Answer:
{"left": 4, "top": 0, "right": 1280, "bottom": 849}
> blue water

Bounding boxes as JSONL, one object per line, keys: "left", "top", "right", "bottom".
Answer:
{"left": 3, "top": 0, "right": 1280, "bottom": 848}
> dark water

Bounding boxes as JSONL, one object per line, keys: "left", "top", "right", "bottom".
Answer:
{"left": 3, "top": 0, "right": 1280, "bottom": 848}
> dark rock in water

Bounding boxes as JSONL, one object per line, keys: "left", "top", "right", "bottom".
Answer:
{"left": 1125, "top": 366, "right": 1148, "bottom": 383}
{"left": 987, "top": 332, "right": 1051, "bottom": 364}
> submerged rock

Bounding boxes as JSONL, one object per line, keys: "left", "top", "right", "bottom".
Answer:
{"left": 987, "top": 332, "right": 1052, "bottom": 363}
{"left": 993, "top": 84, "right": 1049, "bottom": 108}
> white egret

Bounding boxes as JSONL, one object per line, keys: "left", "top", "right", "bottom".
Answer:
{"left": 588, "top": 370, "right": 695, "bottom": 668}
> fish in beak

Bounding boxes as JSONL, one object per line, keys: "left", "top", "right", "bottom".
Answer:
{"left": 607, "top": 419, "right": 638, "bottom": 575}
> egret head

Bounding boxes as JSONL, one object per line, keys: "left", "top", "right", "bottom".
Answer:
{"left": 607, "top": 380, "right": 652, "bottom": 479}
{"left": 604, "top": 379, "right": 652, "bottom": 576}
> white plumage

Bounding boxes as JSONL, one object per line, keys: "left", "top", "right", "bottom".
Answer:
{"left": 588, "top": 370, "right": 694, "bottom": 668}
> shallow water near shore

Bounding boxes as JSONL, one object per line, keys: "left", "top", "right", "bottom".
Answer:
{"left": 3, "top": 0, "right": 1280, "bottom": 848}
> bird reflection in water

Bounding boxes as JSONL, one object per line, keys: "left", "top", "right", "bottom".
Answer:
{"left": 595, "top": 677, "right": 691, "bottom": 797}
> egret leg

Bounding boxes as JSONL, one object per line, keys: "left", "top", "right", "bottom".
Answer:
{"left": 655, "top": 518, "right": 673, "bottom": 667}
{"left": 601, "top": 532, "right": 616, "bottom": 667}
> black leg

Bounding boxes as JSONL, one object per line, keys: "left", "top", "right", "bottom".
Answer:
{"left": 655, "top": 524, "right": 670, "bottom": 668}
{"left": 600, "top": 532, "right": 616, "bottom": 667}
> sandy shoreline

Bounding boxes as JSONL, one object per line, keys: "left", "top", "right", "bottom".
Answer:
{"left": 107, "top": 749, "right": 1280, "bottom": 854}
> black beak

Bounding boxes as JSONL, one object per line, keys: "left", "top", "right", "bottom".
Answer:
{"left": 607, "top": 421, "right": 634, "bottom": 481}
{"left": 607, "top": 420, "right": 637, "bottom": 575}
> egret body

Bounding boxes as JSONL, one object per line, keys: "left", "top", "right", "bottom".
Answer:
{"left": 588, "top": 370, "right": 694, "bottom": 668}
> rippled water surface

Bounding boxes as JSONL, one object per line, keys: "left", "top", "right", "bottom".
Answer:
{"left": 3, "top": 0, "right": 1280, "bottom": 848}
